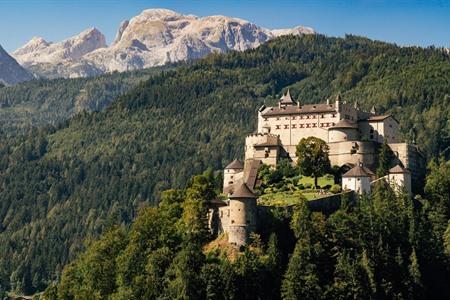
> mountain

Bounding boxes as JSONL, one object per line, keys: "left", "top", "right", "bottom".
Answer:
{"left": 0, "top": 45, "right": 33, "bottom": 85}
{"left": 13, "top": 28, "right": 107, "bottom": 78}
{"left": 1, "top": 34, "right": 449, "bottom": 294}
{"left": 12, "top": 8, "right": 314, "bottom": 78}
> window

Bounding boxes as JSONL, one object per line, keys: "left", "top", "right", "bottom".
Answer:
{"left": 300, "top": 124, "right": 304, "bottom": 128}
{"left": 276, "top": 125, "right": 280, "bottom": 130}
{"left": 370, "top": 129, "right": 374, "bottom": 133}
{"left": 321, "top": 114, "right": 324, "bottom": 118}
{"left": 284, "top": 125, "right": 289, "bottom": 129}
{"left": 306, "top": 124, "right": 310, "bottom": 128}
{"left": 230, "top": 176, "right": 234, "bottom": 179}
{"left": 332, "top": 114, "right": 336, "bottom": 117}
{"left": 276, "top": 117, "right": 280, "bottom": 120}
{"left": 264, "top": 117, "right": 268, "bottom": 121}
{"left": 292, "top": 116, "right": 296, "bottom": 120}
{"left": 300, "top": 116, "right": 304, "bottom": 119}
{"left": 312, "top": 123, "right": 317, "bottom": 128}
{"left": 370, "top": 134, "right": 374, "bottom": 139}
{"left": 231, "top": 220, "right": 235, "bottom": 224}
{"left": 306, "top": 115, "right": 310, "bottom": 119}
{"left": 292, "top": 124, "right": 297, "bottom": 129}
{"left": 285, "top": 117, "right": 289, "bottom": 120}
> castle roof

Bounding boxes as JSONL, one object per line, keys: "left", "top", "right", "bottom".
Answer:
{"left": 207, "top": 198, "right": 227, "bottom": 207}
{"left": 389, "top": 164, "right": 410, "bottom": 174}
{"left": 262, "top": 103, "right": 336, "bottom": 116}
{"left": 229, "top": 183, "right": 257, "bottom": 199}
{"left": 329, "top": 119, "right": 358, "bottom": 129}
{"left": 365, "top": 115, "right": 392, "bottom": 121}
{"left": 342, "top": 163, "right": 375, "bottom": 178}
{"left": 225, "top": 159, "right": 244, "bottom": 170}
{"left": 279, "top": 89, "right": 296, "bottom": 105}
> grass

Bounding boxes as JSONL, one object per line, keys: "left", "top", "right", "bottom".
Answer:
{"left": 297, "top": 174, "right": 334, "bottom": 188}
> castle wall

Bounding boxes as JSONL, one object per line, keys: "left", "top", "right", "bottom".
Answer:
{"left": 245, "top": 133, "right": 279, "bottom": 166}
{"left": 328, "top": 141, "right": 377, "bottom": 169}
{"left": 388, "top": 143, "right": 426, "bottom": 192}
{"left": 328, "top": 128, "right": 359, "bottom": 143}
{"left": 359, "top": 117, "right": 400, "bottom": 144}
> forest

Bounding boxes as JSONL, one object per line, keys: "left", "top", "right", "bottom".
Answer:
{"left": 42, "top": 161, "right": 450, "bottom": 299}
{"left": 0, "top": 34, "right": 449, "bottom": 295}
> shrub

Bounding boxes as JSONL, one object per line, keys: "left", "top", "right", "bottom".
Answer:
{"left": 330, "top": 184, "right": 342, "bottom": 194}
{"left": 298, "top": 184, "right": 305, "bottom": 190}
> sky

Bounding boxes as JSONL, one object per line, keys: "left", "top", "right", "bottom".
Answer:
{"left": 0, "top": 0, "right": 449, "bottom": 52}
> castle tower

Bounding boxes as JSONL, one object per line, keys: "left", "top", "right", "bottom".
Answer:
{"left": 227, "top": 183, "right": 257, "bottom": 246}
{"left": 342, "top": 162, "right": 374, "bottom": 194}
{"left": 388, "top": 164, "right": 412, "bottom": 195}
{"left": 223, "top": 159, "right": 244, "bottom": 194}
{"left": 328, "top": 119, "right": 359, "bottom": 143}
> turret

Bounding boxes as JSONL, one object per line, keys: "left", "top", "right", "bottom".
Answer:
{"left": 342, "top": 162, "right": 374, "bottom": 194}
{"left": 227, "top": 183, "right": 257, "bottom": 246}
{"left": 223, "top": 160, "right": 244, "bottom": 194}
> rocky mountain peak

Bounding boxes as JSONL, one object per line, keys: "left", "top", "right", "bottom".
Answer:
{"left": 11, "top": 9, "right": 314, "bottom": 79}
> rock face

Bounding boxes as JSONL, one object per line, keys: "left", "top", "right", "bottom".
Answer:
{"left": 0, "top": 45, "right": 34, "bottom": 85}
{"left": 12, "top": 9, "right": 314, "bottom": 78}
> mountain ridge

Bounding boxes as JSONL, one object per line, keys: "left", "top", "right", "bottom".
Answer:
{"left": 11, "top": 8, "right": 314, "bottom": 78}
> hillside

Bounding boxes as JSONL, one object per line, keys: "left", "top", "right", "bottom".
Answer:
{"left": 0, "top": 67, "right": 166, "bottom": 133}
{"left": 1, "top": 34, "right": 450, "bottom": 294}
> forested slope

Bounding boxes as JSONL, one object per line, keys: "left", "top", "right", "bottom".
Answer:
{"left": 0, "top": 67, "right": 165, "bottom": 133}
{"left": 1, "top": 34, "right": 450, "bottom": 294}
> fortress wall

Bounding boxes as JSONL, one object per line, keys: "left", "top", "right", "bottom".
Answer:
{"left": 328, "top": 141, "right": 377, "bottom": 168}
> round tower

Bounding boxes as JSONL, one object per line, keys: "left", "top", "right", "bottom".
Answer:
{"left": 227, "top": 183, "right": 257, "bottom": 246}
{"left": 388, "top": 164, "right": 412, "bottom": 195}
{"left": 328, "top": 119, "right": 359, "bottom": 142}
{"left": 223, "top": 159, "right": 244, "bottom": 194}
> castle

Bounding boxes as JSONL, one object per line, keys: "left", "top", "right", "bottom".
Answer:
{"left": 209, "top": 91, "right": 424, "bottom": 246}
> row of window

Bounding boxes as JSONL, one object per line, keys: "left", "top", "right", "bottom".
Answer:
{"left": 274, "top": 122, "right": 336, "bottom": 130}
{"left": 264, "top": 114, "right": 337, "bottom": 121}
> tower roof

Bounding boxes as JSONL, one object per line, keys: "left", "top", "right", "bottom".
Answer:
{"left": 225, "top": 159, "right": 244, "bottom": 170}
{"left": 329, "top": 119, "right": 358, "bottom": 130}
{"left": 389, "top": 164, "right": 410, "bottom": 174}
{"left": 229, "top": 183, "right": 257, "bottom": 199}
{"left": 279, "top": 89, "right": 296, "bottom": 105}
{"left": 342, "top": 163, "right": 374, "bottom": 177}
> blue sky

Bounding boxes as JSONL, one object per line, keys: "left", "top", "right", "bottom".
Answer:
{"left": 1, "top": 0, "right": 449, "bottom": 52}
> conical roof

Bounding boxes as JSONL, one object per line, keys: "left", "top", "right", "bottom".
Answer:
{"left": 389, "top": 164, "right": 410, "bottom": 174}
{"left": 329, "top": 119, "right": 358, "bottom": 129}
{"left": 229, "top": 183, "right": 257, "bottom": 199}
{"left": 342, "top": 163, "right": 374, "bottom": 177}
{"left": 225, "top": 159, "right": 244, "bottom": 170}
{"left": 279, "top": 89, "right": 296, "bottom": 105}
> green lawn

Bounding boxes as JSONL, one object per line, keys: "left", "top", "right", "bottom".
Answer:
{"left": 259, "top": 190, "right": 333, "bottom": 206}
{"left": 297, "top": 174, "right": 335, "bottom": 188}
